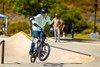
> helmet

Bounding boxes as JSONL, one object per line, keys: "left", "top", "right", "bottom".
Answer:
{"left": 41, "top": 8, "right": 48, "bottom": 14}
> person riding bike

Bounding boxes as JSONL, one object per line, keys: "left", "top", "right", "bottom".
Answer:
{"left": 29, "top": 8, "right": 53, "bottom": 55}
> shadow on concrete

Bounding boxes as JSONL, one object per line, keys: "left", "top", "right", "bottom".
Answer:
{"left": 60, "top": 38, "right": 100, "bottom": 44}
{"left": 43, "top": 63, "right": 82, "bottom": 67}
{"left": 50, "top": 45, "right": 91, "bottom": 56}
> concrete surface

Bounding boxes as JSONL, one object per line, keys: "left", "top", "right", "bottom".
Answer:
{"left": 0, "top": 32, "right": 100, "bottom": 67}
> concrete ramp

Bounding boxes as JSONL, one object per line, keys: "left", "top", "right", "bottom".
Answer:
{"left": 4, "top": 32, "right": 31, "bottom": 57}
{"left": 0, "top": 32, "right": 95, "bottom": 63}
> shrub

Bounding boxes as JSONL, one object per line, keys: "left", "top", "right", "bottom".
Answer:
{"left": 87, "top": 22, "right": 100, "bottom": 34}
{"left": 8, "top": 21, "right": 30, "bottom": 36}
{"left": 97, "top": 23, "right": 100, "bottom": 34}
{"left": 81, "top": 29, "right": 92, "bottom": 34}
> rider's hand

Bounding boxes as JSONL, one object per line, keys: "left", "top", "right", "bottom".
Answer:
{"left": 33, "top": 23, "right": 38, "bottom": 27}
{"left": 50, "top": 27, "right": 53, "bottom": 32}
{"left": 30, "top": 17, "right": 35, "bottom": 22}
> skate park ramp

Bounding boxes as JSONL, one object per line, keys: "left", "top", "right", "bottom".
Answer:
{"left": 4, "top": 32, "right": 31, "bottom": 57}
{"left": 0, "top": 32, "right": 95, "bottom": 63}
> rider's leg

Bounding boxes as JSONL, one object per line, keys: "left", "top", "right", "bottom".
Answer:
{"left": 29, "top": 31, "right": 39, "bottom": 55}
{"left": 40, "top": 31, "right": 45, "bottom": 43}
{"left": 40, "top": 31, "right": 46, "bottom": 56}
{"left": 29, "top": 41, "right": 35, "bottom": 55}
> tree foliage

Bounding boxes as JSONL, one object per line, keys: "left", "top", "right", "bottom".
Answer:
{"left": 8, "top": 0, "right": 56, "bottom": 17}
{"left": 50, "top": 3, "right": 88, "bottom": 33}
{"left": 1, "top": 0, "right": 99, "bottom": 35}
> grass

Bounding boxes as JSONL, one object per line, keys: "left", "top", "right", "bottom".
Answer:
{"left": 67, "top": 34, "right": 100, "bottom": 40}
{"left": 74, "top": 34, "right": 91, "bottom": 39}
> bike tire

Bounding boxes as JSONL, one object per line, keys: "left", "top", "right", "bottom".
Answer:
{"left": 30, "top": 53, "right": 36, "bottom": 63}
{"left": 38, "top": 43, "right": 50, "bottom": 61}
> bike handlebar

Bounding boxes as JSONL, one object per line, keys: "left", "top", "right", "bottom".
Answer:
{"left": 33, "top": 23, "right": 46, "bottom": 39}
{"left": 33, "top": 23, "right": 43, "bottom": 31}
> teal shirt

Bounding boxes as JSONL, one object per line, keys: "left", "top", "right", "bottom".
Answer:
{"left": 32, "top": 14, "right": 52, "bottom": 31}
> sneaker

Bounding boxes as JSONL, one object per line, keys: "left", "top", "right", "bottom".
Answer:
{"left": 31, "top": 53, "right": 35, "bottom": 57}
{"left": 55, "top": 41, "right": 57, "bottom": 42}
{"left": 29, "top": 52, "right": 33, "bottom": 55}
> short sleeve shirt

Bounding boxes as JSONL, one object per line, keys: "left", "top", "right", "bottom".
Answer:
{"left": 32, "top": 14, "right": 52, "bottom": 31}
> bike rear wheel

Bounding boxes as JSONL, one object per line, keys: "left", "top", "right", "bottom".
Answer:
{"left": 38, "top": 43, "right": 50, "bottom": 61}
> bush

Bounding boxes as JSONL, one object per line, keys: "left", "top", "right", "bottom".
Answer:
{"left": 81, "top": 29, "right": 92, "bottom": 34}
{"left": 8, "top": 21, "right": 30, "bottom": 36}
{"left": 97, "top": 23, "right": 100, "bottom": 34}
{"left": 86, "top": 22, "right": 100, "bottom": 34}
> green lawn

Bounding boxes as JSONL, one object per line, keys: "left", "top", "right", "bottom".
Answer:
{"left": 67, "top": 34, "right": 100, "bottom": 39}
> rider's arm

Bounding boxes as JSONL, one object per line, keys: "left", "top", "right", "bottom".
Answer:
{"left": 31, "top": 14, "right": 41, "bottom": 27}
{"left": 30, "top": 17, "right": 38, "bottom": 27}
{"left": 33, "top": 23, "right": 38, "bottom": 27}
{"left": 30, "top": 17, "right": 35, "bottom": 22}
{"left": 46, "top": 16, "right": 52, "bottom": 27}
{"left": 46, "top": 16, "right": 53, "bottom": 31}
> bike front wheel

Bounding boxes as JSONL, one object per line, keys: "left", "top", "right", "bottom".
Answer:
{"left": 30, "top": 52, "right": 37, "bottom": 63}
{"left": 38, "top": 43, "right": 50, "bottom": 61}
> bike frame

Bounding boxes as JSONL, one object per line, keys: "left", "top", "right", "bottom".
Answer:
{"left": 33, "top": 25, "right": 46, "bottom": 55}
{"left": 30, "top": 24, "right": 51, "bottom": 62}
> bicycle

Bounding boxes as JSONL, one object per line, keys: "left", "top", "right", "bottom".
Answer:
{"left": 30, "top": 24, "right": 51, "bottom": 63}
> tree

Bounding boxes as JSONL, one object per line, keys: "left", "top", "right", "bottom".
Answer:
{"left": 49, "top": 3, "right": 69, "bottom": 19}
{"left": 61, "top": 8, "right": 88, "bottom": 33}
{"left": 8, "top": 0, "right": 56, "bottom": 17}
{"left": 49, "top": 3, "right": 88, "bottom": 33}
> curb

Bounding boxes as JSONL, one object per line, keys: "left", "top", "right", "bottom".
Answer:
{"left": 20, "top": 31, "right": 32, "bottom": 40}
